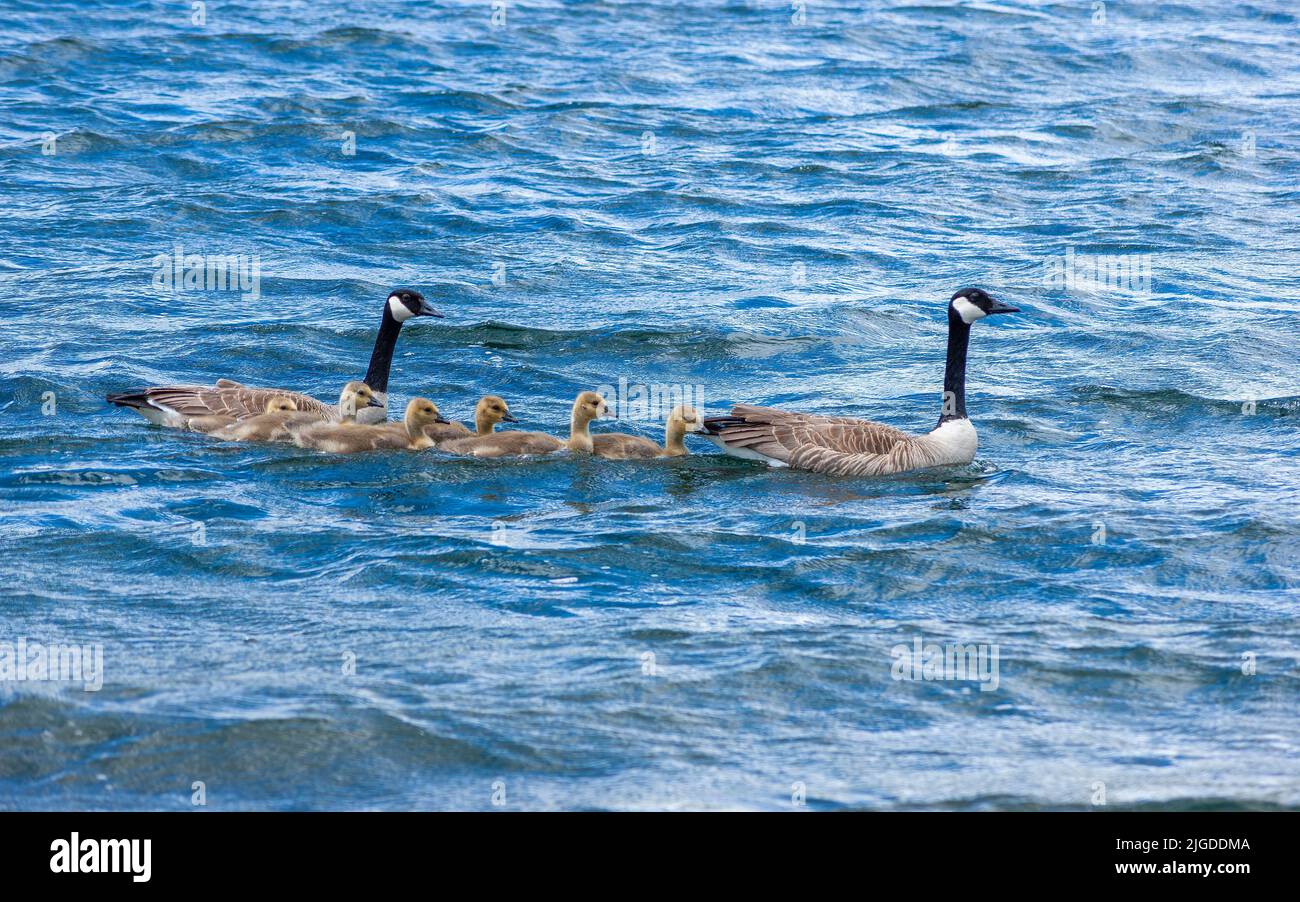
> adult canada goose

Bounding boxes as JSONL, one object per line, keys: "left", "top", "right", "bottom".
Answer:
{"left": 591, "top": 405, "right": 701, "bottom": 459}
{"left": 700, "top": 288, "right": 1019, "bottom": 476}
{"left": 105, "top": 288, "right": 441, "bottom": 428}
{"left": 440, "top": 391, "right": 607, "bottom": 458}
{"left": 265, "top": 381, "right": 380, "bottom": 442}
{"left": 292, "top": 398, "right": 448, "bottom": 454}
{"left": 210, "top": 397, "right": 300, "bottom": 442}
{"left": 426, "top": 395, "right": 518, "bottom": 444}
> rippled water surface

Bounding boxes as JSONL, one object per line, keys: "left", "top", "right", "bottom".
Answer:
{"left": 2, "top": 1, "right": 1298, "bottom": 810}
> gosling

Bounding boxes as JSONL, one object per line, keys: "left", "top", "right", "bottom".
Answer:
{"left": 292, "top": 397, "right": 448, "bottom": 453}
{"left": 427, "top": 395, "right": 518, "bottom": 444}
{"left": 591, "top": 405, "right": 701, "bottom": 459}
{"left": 209, "top": 397, "right": 300, "bottom": 442}
{"left": 187, "top": 397, "right": 296, "bottom": 435}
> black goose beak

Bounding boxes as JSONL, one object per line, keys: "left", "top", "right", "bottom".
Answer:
{"left": 502, "top": 413, "right": 519, "bottom": 423}
{"left": 416, "top": 297, "right": 444, "bottom": 318}
{"left": 988, "top": 299, "right": 1020, "bottom": 315}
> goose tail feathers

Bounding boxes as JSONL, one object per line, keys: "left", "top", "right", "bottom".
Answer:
{"left": 105, "top": 390, "right": 153, "bottom": 410}
{"left": 700, "top": 415, "right": 747, "bottom": 435}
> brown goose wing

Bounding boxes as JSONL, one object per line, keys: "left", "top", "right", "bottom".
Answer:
{"left": 728, "top": 404, "right": 903, "bottom": 431}
{"left": 706, "top": 405, "right": 916, "bottom": 473}
{"left": 137, "top": 384, "right": 333, "bottom": 421}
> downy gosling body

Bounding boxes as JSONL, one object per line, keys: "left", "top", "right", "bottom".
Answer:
{"left": 293, "top": 398, "right": 447, "bottom": 453}
{"left": 591, "top": 405, "right": 701, "bottom": 459}
{"left": 208, "top": 397, "right": 300, "bottom": 441}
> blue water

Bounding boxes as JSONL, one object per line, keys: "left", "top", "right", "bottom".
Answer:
{"left": 2, "top": 0, "right": 1298, "bottom": 811}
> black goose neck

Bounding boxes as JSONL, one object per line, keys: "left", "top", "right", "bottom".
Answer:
{"left": 939, "top": 308, "right": 971, "bottom": 424}
{"left": 363, "top": 303, "right": 402, "bottom": 395}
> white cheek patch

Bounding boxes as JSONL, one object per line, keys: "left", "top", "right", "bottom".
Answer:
{"left": 952, "top": 297, "right": 986, "bottom": 324}
{"left": 388, "top": 295, "right": 414, "bottom": 322}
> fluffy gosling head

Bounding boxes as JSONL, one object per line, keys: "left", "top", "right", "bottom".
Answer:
{"left": 476, "top": 395, "right": 517, "bottom": 427}
{"left": 668, "top": 405, "right": 701, "bottom": 432}
{"left": 404, "top": 397, "right": 449, "bottom": 427}
{"left": 338, "top": 381, "right": 380, "bottom": 418}
{"left": 573, "top": 390, "right": 610, "bottom": 424}
{"left": 265, "top": 397, "right": 298, "bottom": 414}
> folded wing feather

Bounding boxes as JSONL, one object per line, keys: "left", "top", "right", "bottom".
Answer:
{"left": 138, "top": 384, "right": 334, "bottom": 421}
{"left": 711, "top": 404, "right": 948, "bottom": 476}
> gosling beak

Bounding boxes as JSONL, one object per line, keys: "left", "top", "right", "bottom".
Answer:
{"left": 434, "top": 415, "right": 450, "bottom": 424}
{"left": 502, "top": 413, "right": 519, "bottom": 423}
{"left": 987, "top": 298, "right": 1019, "bottom": 315}
{"left": 367, "top": 396, "right": 385, "bottom": 408}
{"left": 416, "top": 297, "right": 443, "bottom": 318}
